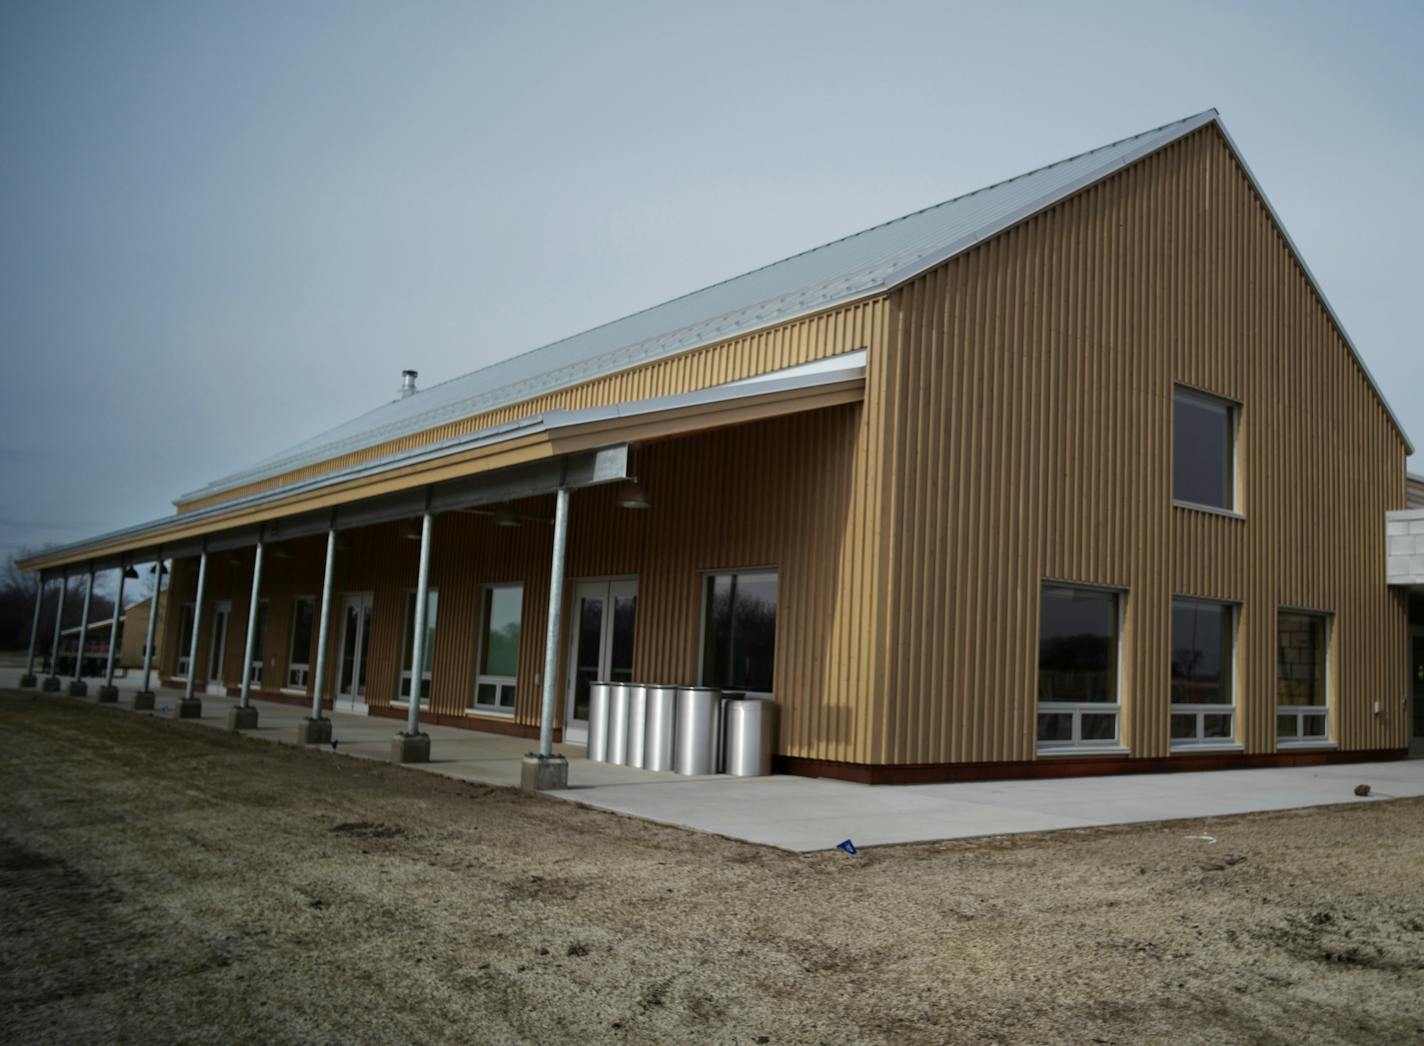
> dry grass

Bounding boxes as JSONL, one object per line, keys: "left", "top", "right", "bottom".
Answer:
{"left": 3, "top": 690, "right": 1423, "bottom": 1045}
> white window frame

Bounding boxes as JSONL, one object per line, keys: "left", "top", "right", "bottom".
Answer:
{"left": 1172, "top": 384, "right": 1243, "bottom": 518}
{"left": 1169, "top": 596, "right": 1240, "bottom": 750}
{"left": 1036, "top": 581, "right": 1127, "bottom": 755}
{"left": 395, "top": 587, "right": 437, "bottom": 708}
{"left": 470, "top": 583, "right": 522, "bottom": 716}
{"left": 1276, "top": 608, "right": 1333, "bottom": 748}
{"left": 285, "top": 595, "right": 316, "bottom": 692}
{"left": 174, "top": 602, "right": 196, "bottom": 680}
{"left": 697, "top": 568, "right": 778, "bottom": 700}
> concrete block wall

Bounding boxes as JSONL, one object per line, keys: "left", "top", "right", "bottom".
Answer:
{"left": 1386, "top": 510, "right": 1424, "bottom": 585}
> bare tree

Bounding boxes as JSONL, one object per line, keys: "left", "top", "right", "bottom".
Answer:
{"left": 0, "top": 552, "right": 115, "bottom": 653}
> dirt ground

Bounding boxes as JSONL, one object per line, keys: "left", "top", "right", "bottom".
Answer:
{"left": 2, "top": 691, "right": 1423, "bottom": 1045}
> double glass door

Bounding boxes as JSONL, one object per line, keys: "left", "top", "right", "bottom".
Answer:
{"left": 337, "top": 592, "right": 374, "bottom": 712}
{"left": 565, "top": 579, "right": 636, "bottom": 744}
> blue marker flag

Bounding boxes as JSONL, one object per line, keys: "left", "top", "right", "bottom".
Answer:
{"left": 836, "top": 839, "right": 858, "bottom": 855}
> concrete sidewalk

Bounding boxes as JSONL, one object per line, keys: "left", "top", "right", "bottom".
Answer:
{"left": 10, "top": 671, "right": 1423, "bottom": 852}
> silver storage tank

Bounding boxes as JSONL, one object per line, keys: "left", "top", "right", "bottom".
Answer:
{"left": 625, "top": 684, "right": 649, "bottom": 770}
{"left": 673, "top": 686, "right": 721, "bottom": 775}
{"left": 606, "top": 684, "right": 631, "bottom": 765}
{"left": 723, "top": 696, "right": 778, "bottom": 777}
{"left": 585, "top": 682, "right": 611, "bottom": 763}
{"left": 715, "top": 691, "right": 744, "bottom": 773}
{"left": 643, "top": 685, "right": 679, "bottom": 771}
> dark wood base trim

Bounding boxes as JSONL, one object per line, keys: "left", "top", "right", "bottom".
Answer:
{"left": 365, "top": 704, "right": 559, "bottom": 742}
{"left": 774, "top": 747, "right": 1410, "bottom": 786}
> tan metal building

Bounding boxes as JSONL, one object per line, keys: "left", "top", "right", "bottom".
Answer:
{"left": 18, "top": 110, "right": 1423, "bottom": 782}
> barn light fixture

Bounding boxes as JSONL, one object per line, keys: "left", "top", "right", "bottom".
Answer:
{"left": 494, "top": 506, "right": 522, "bottom": 528}
{"left": 123, "top": 566, "right": 140, "bottom": 579}
{"left": 616, "top": 480, "right": 650, "bottom": 510}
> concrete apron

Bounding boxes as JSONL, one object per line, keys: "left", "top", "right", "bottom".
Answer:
{"left": 9, "top": 672, "right": 1424, "bottom": 853}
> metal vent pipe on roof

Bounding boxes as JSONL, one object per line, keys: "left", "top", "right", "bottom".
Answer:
{"left": 399, "top": 370, "right": 418, "bottom": 398}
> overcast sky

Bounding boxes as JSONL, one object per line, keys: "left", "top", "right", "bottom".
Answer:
{"left": 2, "top": 0, "right": 1421, "bottom": 572}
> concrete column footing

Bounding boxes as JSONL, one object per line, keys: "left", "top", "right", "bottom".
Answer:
{"left": 227, "top": 705, "right": 259, "bottom": 731}
{"left": 95, "top": 686, "right": 119, "bottom": 703}
{"left": 297, "top": 717, "right": 333, "bottom": 745}
{"left": 521, "top": 754, "right": 569, "bottom": 792}
{"left": 175, "top": 699, "right": 203, "bottom": 719}
{"left": 42, "top": 676, "right": 61, "bottom": 692}
{"left": 391, "top": 732, "right": 431, "bottom": 764}
{"left": 18, "top": 673, "right": 37, "bottom": 688}
{"left": 68, "top": 681, "right": 87, "bottom": 697}
{"left": 131, "top": 691, "right": 155, "bottom": 711}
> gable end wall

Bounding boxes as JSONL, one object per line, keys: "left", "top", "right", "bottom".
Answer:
{"left": 874, "top": 124, "right": 1409, "bottom": 765}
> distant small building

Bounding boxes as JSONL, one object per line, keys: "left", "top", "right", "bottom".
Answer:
{"left": 53, "top": 601, "right": 161, "bottom": 676}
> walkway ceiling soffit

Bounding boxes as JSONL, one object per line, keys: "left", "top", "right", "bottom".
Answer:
{"left": 20, "top": 356, "right": 866, "bottom": 576}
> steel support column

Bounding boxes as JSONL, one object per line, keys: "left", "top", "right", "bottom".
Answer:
{"left": 537, "top": 487, "right": 572, "bottom": 759}
{"left": 238, "top": 541, "right": 264, "bottom": 708}
{"left": 98, "top": 563, "right": 126, "bottom": 701}
{"left": 310, "top": 528, "right": 337, "bottom": 721}
{"left": 44, "top": 573, "right": 67, "bottom": 690}
{"left": 69, "top": 568, "right": 94, "bottom": 695}
{"left": 180, "top": 547, "right": 208, "bottom": 715}
{"left": 136, "top": 556, "right": 163, "bottom": 707}
{"left": 20, "top": 576, "right": 43, "bottom": 686}
{"left": 404, "top": 511, "right": 434, "bottom": 736}
{"left": 230, "top": 540, "right": 264, "bottom": 730}
{"left": 391, "top": 510, "right": 433, "bottom": 763}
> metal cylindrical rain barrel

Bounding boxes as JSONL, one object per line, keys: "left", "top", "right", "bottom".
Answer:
{"left": 643, "top": 685, "right": 679, "bottom": 771}
{"left": 715, "top": 691, "right": 744, "bottom": 774}
{"left": 585, "top": 682, "right": 611, "bottom": 763}
{"left": 607, "top": 684, "right": 631, "bottom": 765}
{"left": 723, "top": 697, "right": 778, "bottom": 777}
{"left": 625, "top": 685, "right": 649, "bottom": 769}
{"left": 674, "top": 686, "right": 720, "bottom": 775}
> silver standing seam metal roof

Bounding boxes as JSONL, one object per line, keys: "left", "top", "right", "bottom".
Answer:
{"left": 177, "top": 107, "right": 1408, "bottom": 504}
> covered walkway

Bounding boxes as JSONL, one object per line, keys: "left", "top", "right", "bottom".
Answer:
{"left": 12, "top": 673, "right": 1423, "bottom": 853}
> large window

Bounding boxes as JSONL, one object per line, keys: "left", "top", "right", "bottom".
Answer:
{"left": 249, "top": 599, "right": 269, "bottom": 687}
{"left": 175, "top": 603, "right": 196, "bottom": 678}
{"left": 399, "top": 589, "right": 438, "bottom": 705}
{"left": 1173, "top": 386, "right": 1236, "bottom": 512}
{"left": 286, "top": 596, "right": 315, "bottom": 690}
{"left": 1170, "top": 598, "right": 1236, "bottom": 747}
{"left": 700, "top": 571, "right": 778, "bottom": 696}
{"left": 1277, "top": 610, "right": 1330, "bottom": 744}
{"left": 1037, "top": 584, "right": 1122, "bottom": 751}
{"left": 473, "top": 585, "right": 522, "bottom": 714}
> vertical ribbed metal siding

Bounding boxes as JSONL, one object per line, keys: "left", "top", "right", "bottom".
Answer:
{"left": 167, "top": 399, "right": 888, "bottom": 762}
{"left": 876, "top": 124, "right": 1408, "bottom": 765}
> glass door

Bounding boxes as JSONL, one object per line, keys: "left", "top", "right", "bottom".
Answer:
{"left": 206, "top": 601, "right": 231, "bottom": 694}
{"left": 565, "top": 579, "right": 636, "bottom": 744}
{"left": 337, "top": 593, "right": 374, "bottom": 713}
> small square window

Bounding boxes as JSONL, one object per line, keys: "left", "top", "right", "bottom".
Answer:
{"left": 1173, "top": 387, "right": 1236, "bottom": 511}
